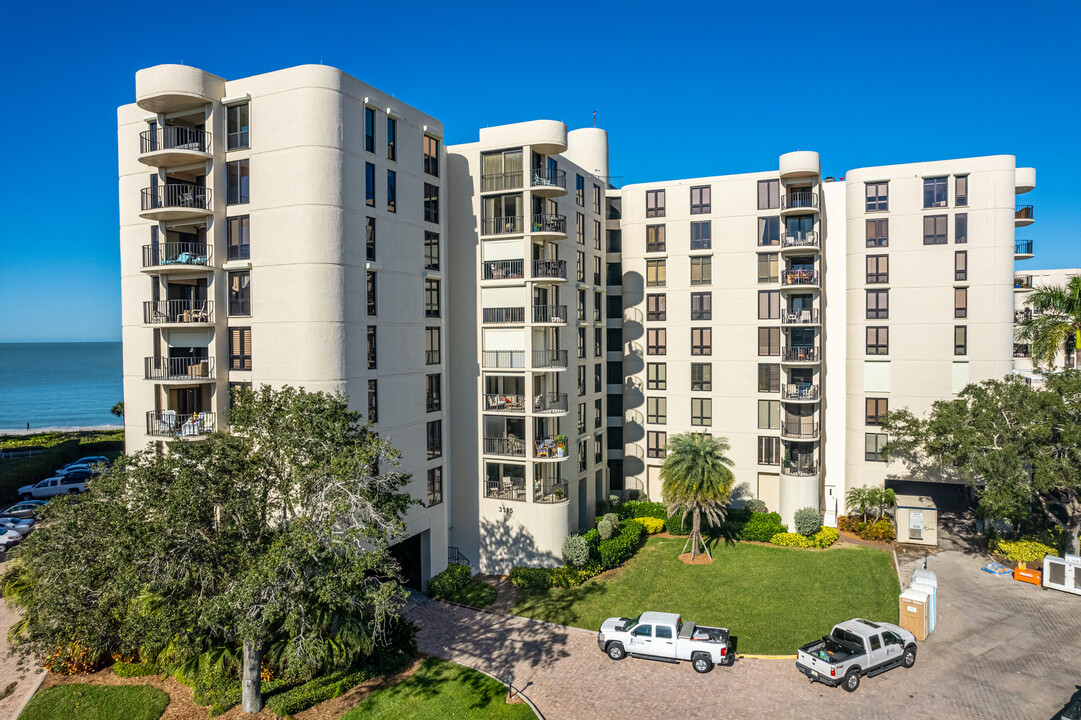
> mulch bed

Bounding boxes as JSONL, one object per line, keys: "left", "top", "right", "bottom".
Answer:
{"left": 837, "top": 531, "right": 896, "bottom": 549}
{"left": 677, "top": 552, "right": 714, "bottom": 565}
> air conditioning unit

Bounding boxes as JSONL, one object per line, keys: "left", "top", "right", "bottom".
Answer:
{"left": 1043, "top": 554, "right": 1081, "bottom": 596}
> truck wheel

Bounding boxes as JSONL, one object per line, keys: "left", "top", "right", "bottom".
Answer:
{"left": 606, "top": 642, "right": 625, "bottom": 661}
{"left": 691, "top": 654, "right": 713, "bottom": 674}
{"left": 842, "top": 668, "right": 861, "bottom": 692}
{"left": 902, "top": 646, "right": 917, "bottom": 668}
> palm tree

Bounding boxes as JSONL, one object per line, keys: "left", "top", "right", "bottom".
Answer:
{"left": 660, "top": 433, "right": 735, "bottom": 561}
{"left": 869, "top": 487, "right": 897, "bottom": 520}
{"left": 1017, "top": 277, "right": 1081, "bottom": 368}
{"left": 845, "top": 486, "right": 873, "bottom": 521}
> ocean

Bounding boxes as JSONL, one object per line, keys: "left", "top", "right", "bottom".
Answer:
{"left": 0, "top": 342, "right": 124, "bottom": 431}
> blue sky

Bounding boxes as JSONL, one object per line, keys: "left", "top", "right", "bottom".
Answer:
{"left": 1, "top": 0, "right": 1077, "bottom": 342}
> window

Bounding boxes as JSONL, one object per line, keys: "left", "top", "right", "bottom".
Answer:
{"left": 367, "top": 325, "right": 377, "bottom": 369}
{"left": 866, "top": 218, "right": 889, "bottom": 247}
{"left": 425, "top": 279, "right": 440, "bottom": 318}
{"left": 365, "top": 162, "right": 375, "bottom": 206}
{"left": 865, "top": 433, "right": 887, "bottom": 462}
{"left": 227, "top": 215, "right": 250, "bottom": 260}
{"left": 576, "top": 174, "right": 584, "bottom": 205}
{"left": 646, "top": 294, "right": 666, "bottom": 321}
{"left": 229, "top": 327, "right": 252, "bottom": 370}
{"left": 758, "top": 217, "right": 780, "bottom": 246}
{"left": 577, "top": 212, "right": 585, "bottom": 244}
{"left": 608, "top": 360, "right": 623, "bottom": 384}
{"left": 646, "top": 259, "right": 666, "bottom": 287}
{"left": 646, "top": 189, "right": 665, "bottom": 218}
{"left": 647, "top": 362, "right": 666, "bottom": 390}
{"left": 595, "top": 291, "right": 603, "bottom": 321}
{"left": 923, "top": 177, "right": 948, "bottom": 208}
{"left": 955, "top": 250, "right": 967, "bottom": 281}
{"left": 577, "top": 251, "right": 586, "bottom": 282}
{"left": 228, "top": 271, "right": 251, "bottom": 315}
{"left": 424, "top": 183, "right": 439, "bottom": 223}
{"left": 647, "top": 431, "right": 667, "bottom": 458}
{"left": 691, "top": 363, "right": 711, "bottom": 391}
{"left": 579, "top": 439, "right": 588, "bottom": 472}
{"left": 758, "top": 363, "right": 779, "bottom": 393}
{"left": 647, "top": 397, "right": 667, "bottom": 424}
{"left": 424, "top": 231, "right": 440, "bottom": 270}
{"left": 595, "top": 399, "right": 603, "bottom": 429}
{"left": 607, "top": 229, "right": 622, "bottom": 252}
{"left": 364, "top": 107, "right": 375, "bottom": 152}
{"left": 227, "top": 103, "right": 249, "bottom": 150}
{"left": 690, "top": 185, "right": 711, "bottom": 214}
{"left": 923, "top": 215, "right": 947, "bottom": 245}
{"left": 866, "top": 326, "right": 889, "bottom": 355}
{"left": 593, "top": 184, "right": 601, "bottom": 214}
{"left": 607, "top": 262, "right": 622, "bottom": 286}
{"left": 578, "top": 328, "right": 587, "bottom": 359}
{"left": 866, "top": 289, "right": 889, "bottom": 319}
{"left": 367, "top": 271, "right": 377, "bottom": 315}
{"left": 594, "top": 363, "right": 602, "bottom": 394}
{"left": 869, "top": 635, "right": 882, "bottom": 652}
{"left": 593, "top": 256, "right": 602, "bottom": 285}
{"left": 955, "top": 175, "right": 968, "bottom": 207}
{"left": 607, "top": 295, "right": 622, "bottom": 320}
{"left": 690, "top": 221, "right": 711, "bottom": 250}
{"left": 594, "top": 219, "right": 602, "bottom": 250}
{"left": 690, "top": 257, "right": 711, "bottom": 285}
{"left": 426, "top": 374, "right": 441, "bottom": 412}
{"left": 595, "top": 327, "right": 602, "bottom": 357}
{"left": 595, "top": 431, "right": 603, "bottom": 459}
{"left": 646, "top": 224, "right": 666, "bottom": 252}
{"left": 387, "top": 170, "right": 396, "bottom": 212}
{"left": 368, "top": 379, "right": 378, "bottom": 422}
{"left": 758, "top": 290, "right": 780, "bottom": 319}
{"left": 955, "top": 325, "right": 967, "bottom": 355}
{"left": 647, "top": 328, "right": 666, "bottom": 355}
{"left": 386, "top": 116, "right": 396, "bottom": 161}
{"left": 424, "top": 135, "right": 439, "bottom": 176}
{"left": 757, "top": 179, "right": 779, "bottom": 210}
{"left": 757, "top": 400, "right": 780, "bottom": 429}
{"left": 955, "top": 287, "right": 968, "bottom": 318}
{"left": 691, "top": 398, "right": 712, "bottom": 426}
{"left": 866, "top": 398, "right": 888, "bottom": 426}
{"left": 691, "top": 328, "right": 711, "bottom": 356}
{"left": 425, "top": 327, "right": 440, "bottom": 365}
{"left": 758, "top": 436, "right": 780, "bottom": 465}
{"left": 955, "top": 213, "right": 967, "bottom": 243}
{"left": 865, "top": 182, "right": 888, "bottom": 211}
{"left": 228, "top": 382, "right": 252, "bottom": 409}
{"left": 691, "top": 292, "right": 711, "bottom": 320}
{"left": 427, "top": 467, "right": 443, "bottom": 506}
{"left": 578, "top": 366, "right": 586, "bottom": 396}
{"left": 758, "top": 327, "right": 780, "bottom": 356}
{"left": 758, "top": 253, "right": 779, "bottom": 283}
{"left": 866, "top": 255, "right": 888, "bottom": 284}
{"left": 426, "top": 420, "right": 442, "bottom": 459}
{"left": 226, "top": 159, "right": 249, "bottom": 204}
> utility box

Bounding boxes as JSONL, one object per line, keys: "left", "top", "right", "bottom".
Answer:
{"left": 1043, "top": 554, "right": 1081, "bottom": 596}
{"left": 895, "top": 495, "right": 938, "bottom": 546}
{"left": 911, "top": 568, "right": 938, "bottom": 634}
{"left": 899, "top": 586, "right": 930, "bottom": 641}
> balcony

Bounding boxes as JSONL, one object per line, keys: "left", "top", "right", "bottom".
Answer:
{"left": 484, "top": 394, "right": 526, "bottom": 413}
{"left": 781, "top": 269, "right": 820, "bottom": 289}
{"left": 780, "top": 192, "right": 819, "bottom": 215}
{"left": 781, "top": 308, "right": 820, "bottom": 326}
{"left": 1015, "top": 205, "right": 1034, "bottom": 227}
{"left": 485, "top": 477, "right": 526, "bottom": 502}
{"left": 143, "top": 299, "right": 213, "bottom": 325}
{"left": 781, "top": 421, "right": 819, "bottom": 440}
{"left": 481, "top": 171, "right": 523, "bottom": 193}
{"left": 533, "top": 392, "right": 569, "bottom": 415}
{"left": 780, "top": 231, "right": 819, "bottom": 252}
{"left": 532, "top": 259, "right": 567, "bottom": 281}
{"left": 533, "top": 304, "right": 568, "bottom": 324}
{"left": 781, "top": 461, "right": 819, "bottom": 477}
{"left": 482, "top": 350, "right": 525, "bottom": 369}
{"left": 781, "top": 346, "right": 820, "bottom": 364}
{"left": 530, "top": 167, "right": 568, "bottom": 197}
{"left": 535, "top": 479, "right": 568, "bottom": 503}
{"left": 1014, "top": 343, "right": 1031, "bottom": 358}
{"left": 144, "top": 356, "right": 215, "bottom": 382}
{"left": 481, "top": 216, "right": 524, "bottom": 236}
{"left": 483, "top": 436, "right": 526, "bottom": 458}
{"left": 139, "top": 126, "right": 211, "bottom": 167}
{"left": 482, "top": 307, "right": 526, "bottom": 324}
{"left": 1014, "top": 275, "right": 1034, "bottom": 292}
{"left": 145, "top": 411, "right": 215, "bottom": 438}
{"left": 140, "top": 184, "right": 212, "bottom": 221}
{"left": 532, "top": 349, "right": 568, "bottom": 370}
{"left": 530, "top": 213, "right": 567, "bottom": 237}
{"left": 141, "top": 242, "right": 212, "bottom": 273}
{"left": 482, "top": 260, "right": 525, "bottom": 281}
{"left": 1014, "top": 309, "right": 1032, "bottom": 324}
{"left": 533, "top": 437, "right": 569, "bottom": 461}
{"left": 781, "top": 384, "right": 820, "bottom": 401}
{"left": 1015, "top": 240, "right": 1034, "bottom": 260}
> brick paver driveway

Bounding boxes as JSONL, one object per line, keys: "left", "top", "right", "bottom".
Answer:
{"left": 407, "top": 550, "right": 1081, "bottom": 719}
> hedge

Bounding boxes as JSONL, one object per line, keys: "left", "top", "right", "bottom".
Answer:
{"left": 770, "top": 527, "right": 839, "bottom": 549}
{"left": 838, "top": 515, "right": 896, "bottom": 542}
{"left": 427, "top": 563, "right": 471, "bottom": 599}
{"left": 637, "top": 517, "right": 665, "bottom": 534}
{"left": 739, "top": 512, "right": 787, "bottom": 542}
{"left": 113, "top": 661, "right": 158, "bottom": 678}
{"left": 616, "top": 500, "right": 668, "bottom": 521}
{"left": 991, "top": 537, "right": 1056, "bottom": 564}
{"left": 509, "top": 520, "right": 646, "bottom": 591}
{"left": 598, "top": 519, "right": 645, "bottom": 569}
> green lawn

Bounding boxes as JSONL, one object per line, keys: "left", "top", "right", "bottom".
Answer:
{"left": 341, "top": 657, "right": 534, "bottom": 720}
{"left": 448, "top": 579, "right": 498, "bottom": 609}
{"left": 513, "top": 537, "right": 900, "bottom": 655}
{"left": 18, "top": 684, "right": 168, "bottom": 720}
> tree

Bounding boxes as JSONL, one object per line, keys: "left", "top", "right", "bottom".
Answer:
{"left": 660, "top": 433, "right": 735, "bottom": 561}
{"left": 870, "top": 487, "right": 897, "bottom": 519}
{"left": 3, "top": 385, "right": 414, "bottom": 713}
{"left": 1017, "top": 276, "right": 1081, "bottom": 368}
{"left": 845, "top": 486, "right": 874, "bottom": 521}
{"left": 110, "top": 401, "right": 124, "bottom": 419}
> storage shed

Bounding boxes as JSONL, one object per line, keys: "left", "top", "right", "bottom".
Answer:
{"left": 895, "top": 494, "right": 938, "bottom": 546}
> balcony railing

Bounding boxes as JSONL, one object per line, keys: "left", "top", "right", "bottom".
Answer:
{"left": 781, "top": 269, "right": 820, "bottom": 287}
{"left": 484, "top": 394, "right": 526, "bottom": 413}
{"left": 483, "top": 260, "right": 525, "bottom": 281}
{"left": 780, "top": 231, "right": 819, "bottom": 249}
{"left": 483, "top": 436, "right": 526, "bottom": 457}
{"left": 533, "top": 304, "right": 568, "bottom": 323}
{"left": 481, "top": 171, "right": 523, "bottom": 192}
{"left": 426, "top": 349, "right": 441, "bottom": 365}
{"left": 1014, "top": 310, "right": 1032, "bottom": 324}
{"left": 142, "top": 242, "right": 211, "bottom": 268}
{"left": 1015, "top": 239, "right": 1034, "bottom": 255}
{"left": 781, "top": 192, "right": 818, "bottom": 211}
{"left": 485, "top": 478, "right": 526, "bottom": 502}
{"left": 1015, "top": 275, "right": 1033, "bottom": 290}
{"left": 782, "top": 461, "right": 819, "bottom": 477}
{"left": 1013, "top": 343, "right": 1031, "bottom": 358}
{"left": 535, "top": 480, "right": 568, "bottom": 503}
{"left": 144, "top": 356, "right": 215, "bottom": 381}
{"left": 141, "top": 184, "right": 212, "bottom": 212}
{"left": 782, "top": 346, "right": 820, "bottom": 363}
{"left": 140, "top": 126, "right": 210, "bottom": 154}
{"left": 1015, "top": 204, "right": 1034, "bottom": 221}
{"left": 782, "top": 308, "right": 820, "bottom": 324}
{"left": 229, "top": 298, "right": 251, "bottom": 316}
{"left": 143, "top": 299, "right": 213, "bottom": 324}
{"left": 531, "top": 167, "right": 567, "bottom": 189}
{"left": 482, "top": 350, "right": 525, "bottom": 369}
{"left": 781, "top": 421, "right": 819, "bottom": 439}
{"left": 483, "top": 307, "right": 526, "bottom": 324}
{"left": 533, "top": 349, "right": 568, "bottom": 369}
{"left": 534, "top": 392, "right": 568, "bottom": 414}
{"left": 530, "top": 213, "right": 567, "bottom": 234}
{"left": 782, "top": 383, "right": 819, "bottom": 401}
{"left": 533, "top": 259, "right": 567, "bottom": 280}
{"left": 146, "top": 411, "right": 215, "bottom": 437}
{"left": 533, "top": 438, "right": 567, "bottom": 459}
{"left": 481, "top": 216, "right": 524, "bottom": 236}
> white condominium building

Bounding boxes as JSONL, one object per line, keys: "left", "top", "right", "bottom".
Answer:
{"left": 1012, "top": 265, "right": 1078, "bottom": 377}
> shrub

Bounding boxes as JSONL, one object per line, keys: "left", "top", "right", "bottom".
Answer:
{"left": 597, "top": 519, "right": 645, "bottom": 569}
{"left": 637, "top": 516, "right": 665, "bottom": 534}
{"left": 113, "top": 661, "right": 158, "bottom": 677}
{"left": 597, "top": 519, "right": 614, "bottom": 541}
{"left": 426, "top": 563, "right": 471, "bottom": 599}
{"left": 745, "top": 499, "right": 768, "bottom": 514}
{"left": 665, "top": 513, "right": 691, "bottom": 536}
{"left": 812, "top": 526, "right": 840, "bottom": 548}
{"left": 508, "top": 566, "right": 553, "bottom": 590}
{"left": 562, "top": 535, "right": 591, "bottom": 568}
{"left": 43, "top": 642, "right": 104, "bottom": 675}
{"left": 837, "top": 515, "right": 860, "bottom": 534}
{"left": 627, "top": 489, "right": 641, "bottom": 501}
{"left": 608, "top": 494, "right": 622, "bottom": 508}
{"left": 992, "top": 537, "right": 1056, "bottom": 564}
{"left": 862, "top": 518, "right": 896, "bottom": 542}
{"left": 793, "top": 507, "right": 822, "bottom": 536}
{"left": 770, "top": 532, "right": 814, "bottom": 548}
{"left": 550, "top": 562, "right": 602, "bottom": 588}
{"left": 581, "top": 528, "right": 600, "bottom": 547}
{"left": 739, "top": 512, "right": 787, "bottom": 542}
{"left": 595, "top": 499, "right": 610, "bottom": 516}
{"left": 266, "top": 668, "right": 372, "bottom": 716}
{"left": 602, "top": 512, "right": 620, "bottom": 529}
{"left": 617, "top": 500, "right": 669, "bottom": 521}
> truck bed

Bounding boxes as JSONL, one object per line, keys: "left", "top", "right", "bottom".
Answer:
{"left": 678, "top": 622, "right": 729, "bottom": 645}
{"left": 799, "top": 636, "right": 859, "bottom": 665}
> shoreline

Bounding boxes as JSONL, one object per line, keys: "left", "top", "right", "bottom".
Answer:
{"left": 0, "top": 425, "right": 123, "bottom": 437}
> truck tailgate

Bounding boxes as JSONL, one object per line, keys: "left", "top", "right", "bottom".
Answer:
{"left": 796, "top": 649, "right": 834, "bottom": 676}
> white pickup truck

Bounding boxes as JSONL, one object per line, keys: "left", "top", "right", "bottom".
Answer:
{"left": 597, "top": 611, "right": 730, "bottom": 673}
{"left": 796, "top": 618, "right": 917, "bottom": 692}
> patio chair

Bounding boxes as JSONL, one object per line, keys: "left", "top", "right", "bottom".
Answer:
{"left": 535, "top": 442, "right": 550, "bottom": 459}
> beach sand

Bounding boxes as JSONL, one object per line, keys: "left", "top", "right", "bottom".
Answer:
{"left": 0, "top": 425, "right": 122, "bottom": 437}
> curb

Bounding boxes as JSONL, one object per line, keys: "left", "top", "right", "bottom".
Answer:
{"left": 738, "top": 654, "right": 797, "bottom": 660}
{"left": 468, "top": 665, "right": 546, "bottom": 720}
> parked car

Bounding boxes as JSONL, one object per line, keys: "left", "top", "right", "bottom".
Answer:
{"left": 57, "top": 456, "right": 110, "bottom": 475}
{"left": 598, "top": 611, "right": 731, "bottom": 673}
{"left": 3, "top": 501, "right": 48, "bottom": 519}
{"left": 0, "top": 528, "right": 22, "bottom": 551}
{"left": 0, "top": 516, "right": 35, "bottom": 536}
{"left": 796, "top": 618, "right": 917, "bottom": 692}
{"left": 18, "top": 475, "right": 88, "bottom": 500}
